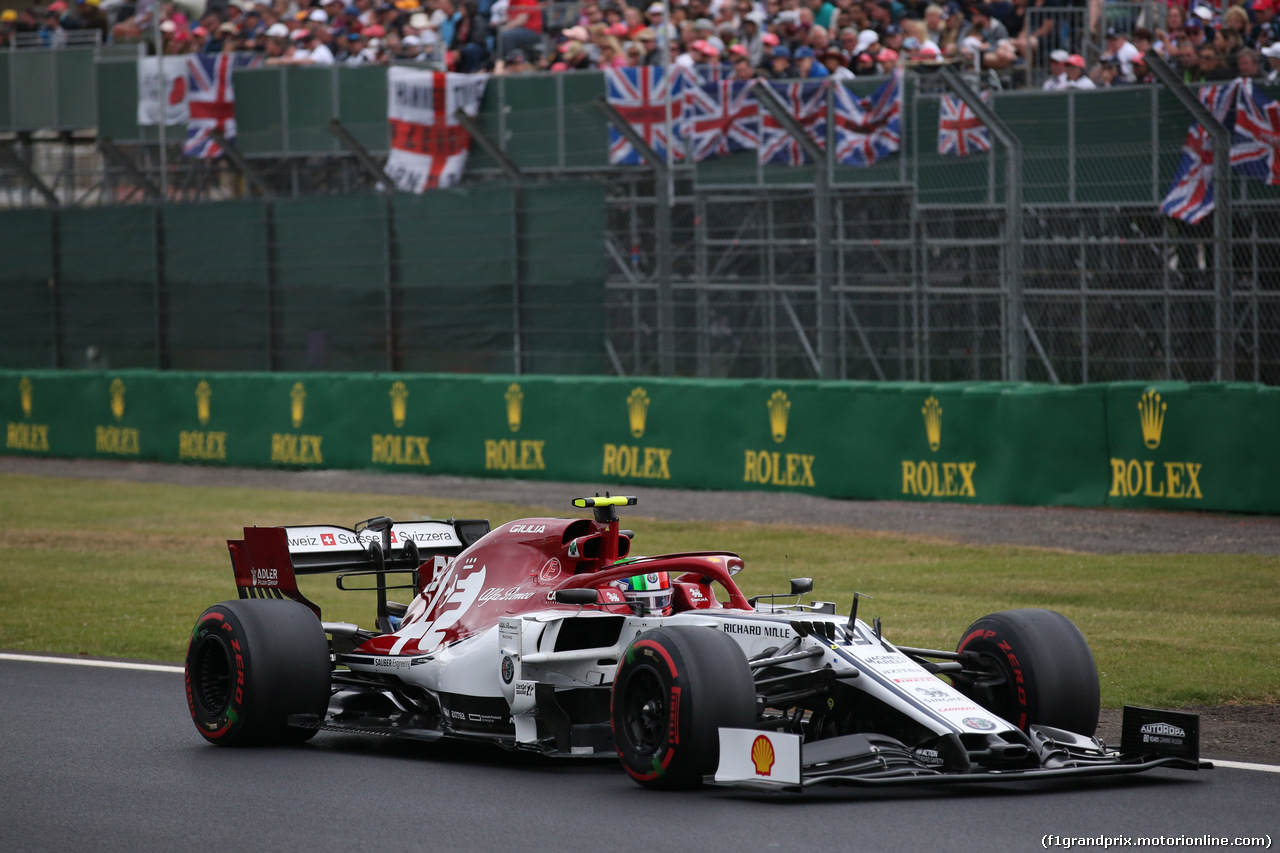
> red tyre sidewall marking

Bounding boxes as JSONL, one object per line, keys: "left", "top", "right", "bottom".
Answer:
{"left": 189, "top": 610, "right": 244, "bottom": 740}
{"left": 959, "top": 627, "right": 1028, "bottom": 729}
{"left": 621, "top": 639, "right": 681, "bottom": 781}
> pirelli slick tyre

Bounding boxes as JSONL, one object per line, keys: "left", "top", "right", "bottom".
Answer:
{"left": 953, "top": 608, "right": 1100, "bottom": 736}
{"left": 185, "top": 599, "right": 331, "bottom": 747}
{"left": 611, "top": 626, "right": 756, "bottom": 790}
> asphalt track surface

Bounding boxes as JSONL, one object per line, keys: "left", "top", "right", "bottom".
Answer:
{"left": 4, "top": 657, "right": 1276, "bottom": 853}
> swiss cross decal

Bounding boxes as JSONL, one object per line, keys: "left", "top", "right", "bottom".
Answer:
{"left": 321, "top": 534, "right": 336, "bottom": 546}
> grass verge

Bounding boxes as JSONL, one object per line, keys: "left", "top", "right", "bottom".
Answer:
{"left": 1, "top": 472, "right": 1275, "bottom": 709}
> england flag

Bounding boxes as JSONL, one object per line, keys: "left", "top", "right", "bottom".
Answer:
{"left": 384, "top": 68, "right": 488, "bottom": 193}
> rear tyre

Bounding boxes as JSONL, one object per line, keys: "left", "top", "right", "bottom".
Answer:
{"left": 953, "top": 608, "right": 1100, "bottom": 736}
{"left": 184, "top": 599, "right": 331, "bottom": 746}
{"left": 611, "top": 626, "right": 756, "bottom": 790}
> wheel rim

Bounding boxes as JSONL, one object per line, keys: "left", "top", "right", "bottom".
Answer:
{"left": 620, "top": 666, "right": 667, "bottom": 757}
{"left": 192, "top": 635, "right": 233, "bottom": 716}
{"left": 956, "top": 650, "right": 1019, "bottom": 725}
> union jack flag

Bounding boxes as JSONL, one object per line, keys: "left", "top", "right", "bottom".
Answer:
{"left": 1231, "top": 79, "right": 1280, "bottom": 185}
{"left": 1161, "top": 122, "right": 1216, "bottom": 224}
{"left": 828, "top": 70, "right": 903, "bottom": 168}
{"left": 937, "top": 91, "right": 990, "bottom": 157}
{"left": 605, "top": 66, "right": 689, "bottom": 165}
{"left": 758, "top": 80, "right": 826, "bottom": 166}
{"left": 1160, "top": 83, "right": 1237, "bottom": 224}
{"left": 182, "top": 53, "right": 261, "bottom": 159}
{"left": 683, "top": 79, "right": 760, "bottom": 162}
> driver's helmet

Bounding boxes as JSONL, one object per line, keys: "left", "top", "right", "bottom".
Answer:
{"left": 613, "top": 571, "right": 673, "bottom": 616}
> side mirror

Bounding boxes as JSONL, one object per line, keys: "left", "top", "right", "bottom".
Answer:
{"left": 554, "top": 588, "right": 599, "bottom": 606}
{"left": 790, "top": 578, "right": 814, "bottom": 596}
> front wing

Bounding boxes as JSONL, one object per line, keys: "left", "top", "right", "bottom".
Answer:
{"left": 711, "top": 706, "right": 1212, "bottom": 791}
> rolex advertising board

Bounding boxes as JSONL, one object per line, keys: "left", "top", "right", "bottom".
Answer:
{"left": 1, "top": 370, "right": 1276, "bottom": 514}
{"left": 151, "top": 372, "right": 273, "bottom": 467}
{"left": 993, "top": 384, "right": 1110, "bottom": 507}
{"left": 1103, "top": 382, "right": 1280, "bottom": 513}
{"left": 820, "top": 383, "right": 999, "bottom": 504}
{"left": 738, "top": 385, "right": 824, "bottom": 492}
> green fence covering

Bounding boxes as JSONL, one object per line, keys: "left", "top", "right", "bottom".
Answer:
{"left": 162, "top": 201, "right": 272, "bottom": 371}
{"left": 392, "top": 185, "right": 516, "bottom": 374}
{"left": 3, "top": 370, "right": 1275, "bottom": 513}
{"left": 519, "top": 183, "right": 609, "bottom": 375}
{"left": 3, "top": 182, "right": 607, "bottom": 375}
{"left": 58, "top": 205, "right": 159, "bottom": 369}
{"left": 0, "top": 209, "right": 56, "bottom": 368}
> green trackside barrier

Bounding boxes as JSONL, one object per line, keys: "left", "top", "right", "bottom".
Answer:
{"left": 1102, "top": 381, "right": 1280, "bottom": 513}
{"left": 4, "top": 370, "right": 1277, "bottom": 513}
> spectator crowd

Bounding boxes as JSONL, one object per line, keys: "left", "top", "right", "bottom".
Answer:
{"left": 3, "top": 0, "right": 1280, "bottom": 87}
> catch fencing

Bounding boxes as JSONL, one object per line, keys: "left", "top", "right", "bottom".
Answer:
{"left": 603, "top": 74, "right": 1280, "bottom": 385}
{"left": 0, "top": 183, "right": 610, "bottom": 375}
{"left": 1, "top": 59, "right": 1279, "bottom": 385}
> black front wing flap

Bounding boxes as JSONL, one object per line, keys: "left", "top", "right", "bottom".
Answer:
{"left": 709, "top": 706, "right": 1212, "bottom": 792}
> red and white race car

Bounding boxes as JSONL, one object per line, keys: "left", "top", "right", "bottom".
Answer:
{"left": 184, "top": 495, "right": 1208, "bottom": 790}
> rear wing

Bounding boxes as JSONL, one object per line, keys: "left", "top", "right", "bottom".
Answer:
{"left": 227, "top": 517, "right": 490, "bottom": 625}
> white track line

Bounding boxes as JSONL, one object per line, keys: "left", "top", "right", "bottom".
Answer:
{"left": 0, "top": 652, "right": 184, "bottom": 674}
{"left": 3, "top": 652, "right": 1279, "bottom": 774}
{"left": 1210, "top": 759, "right": 1280, "bottom": 774}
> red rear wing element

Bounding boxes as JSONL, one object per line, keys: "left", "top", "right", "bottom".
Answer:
{"left": 227, "top": 518, "right": 489, "bottom": 620}
{"left": 228, "top": 527, "right": 316, "bottom": 614}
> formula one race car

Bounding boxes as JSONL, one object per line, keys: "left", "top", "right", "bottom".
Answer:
{"left": 184, "top": 496, "right": 1210, "bottom": 790}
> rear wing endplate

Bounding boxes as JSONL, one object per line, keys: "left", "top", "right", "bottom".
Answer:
{"left": 227, "top": 518, "right": 490, "bottom": 621}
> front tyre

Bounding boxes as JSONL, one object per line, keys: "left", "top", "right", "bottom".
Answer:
{"left": 184, "top": 599, "right": 331, "bottom": 747}
{"left": 953, "top": 608, "right": 1100, "bottom": 736}
{"left": 611, "top": 626, "right": 756, "bottom": 790}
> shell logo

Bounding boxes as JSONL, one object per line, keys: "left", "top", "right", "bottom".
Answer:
{"left": 750, "top": 734, "right": 776, "bottom": 776}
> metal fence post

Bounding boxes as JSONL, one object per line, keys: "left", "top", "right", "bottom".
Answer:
{"left": 754, "top": 82, "right": 835, "bottom": 378}
{"left": 938, "top": 66, "right": 1024, "bottom": 381}
{"left": 383, "top": 193, "right": 399, "bottom": 372}
{"left": 694, "top": 193, "right": 709, "bottom": 377}
{"left": 595, "top": 96, "right": 674, "bottom": 376}
{"left": 153, "top": 203, "right": 169, "bottom": 369}
{"left": 1145, "top": 52, "right": 1234, "bottom": 381}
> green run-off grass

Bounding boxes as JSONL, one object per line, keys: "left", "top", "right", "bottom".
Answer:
{"left": 0, "top": 473, "right": 1275, "bottom": 709}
